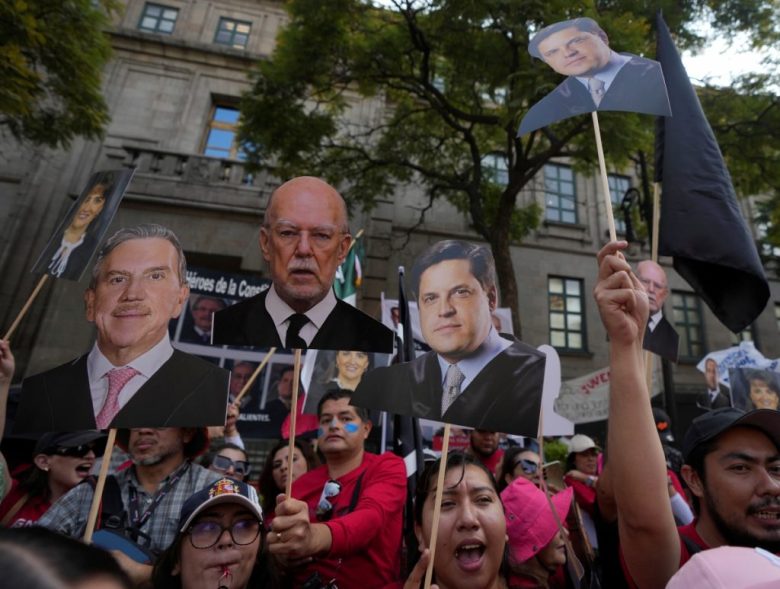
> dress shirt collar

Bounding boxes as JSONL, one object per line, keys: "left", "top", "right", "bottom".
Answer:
{"left": 437, "top": 327, "right": 512, "bottom": 390}
{"left": 648, "top": 310, "right": 663, "bottom": 332}
{"left": 576, "top": 52, "right": 630, "bottom": 92}
{"left": 87, "top": 332, "right": 174, "bottom": 380}
{"left": 265, "top": 283, "right": 337, "bottom": 330}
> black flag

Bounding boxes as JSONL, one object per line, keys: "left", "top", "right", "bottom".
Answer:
{"left": 393, "top": 266, "right": 424, "bottom": 572}
{"left": 654, "top": 14, "right": 769, "bottom": 333}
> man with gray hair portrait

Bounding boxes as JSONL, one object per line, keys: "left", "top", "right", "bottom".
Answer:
{"left": 15, "top": 224, "right": 229, "bottom": 432}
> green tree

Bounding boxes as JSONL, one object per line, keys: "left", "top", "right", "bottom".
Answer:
{"left": 240, "top": 0, "right": 776, "bottom": 334}
{"left": 0, "top": 0, "right": 117, "bottom": 148}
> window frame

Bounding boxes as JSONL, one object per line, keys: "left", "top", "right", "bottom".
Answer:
{"left": 202, "top": 104, "right": 244, "bottom": 161}
{"left": 543, "top": 164, "right": 578, "bottom": 224}
{"left": 607, "top": 173, "right": 631, "bottom": 234}
{"left": 547, "top": 275, "right": 587, "bottom": 353}
{"left": 671, "top": 290, "right": 706, "bottom": 362}
{"left": 213, "top": 17, "right": 252, "bottom": 49}
{"left": 138, "top": 2, "right": 179, "bottom": 35}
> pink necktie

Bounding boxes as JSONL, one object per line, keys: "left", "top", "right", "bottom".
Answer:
{"left": 96, "top": 367, "right": 139, "bottom": 429}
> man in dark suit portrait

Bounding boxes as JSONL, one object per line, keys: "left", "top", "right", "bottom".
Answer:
{"left": 179, "top": 295, "right": 226, "bottom": 344}
{"left": 518, "top": 17, "right": 671, "bottom": 136}
{"left": 14, "top": 224, "right": 229, "bottom": 433}
{"left": 637, "top": 260, "right": 679, "bottom": 363}
{"left": 696, "top": 357, "right": 731, "bottom": 410}
{"left": 211, "top": 176, "right": 392, "bottom": 352}
{"left": 352, "top": 240, "right": 546, "bottom": 437}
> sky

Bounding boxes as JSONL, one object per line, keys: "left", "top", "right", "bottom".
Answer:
{"left": 681, "top": 28, "right": 772, "bottom": 87}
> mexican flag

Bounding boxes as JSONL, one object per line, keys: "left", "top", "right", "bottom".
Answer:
{"left": 333, "top": 233, "right": 364, "bottom": 306}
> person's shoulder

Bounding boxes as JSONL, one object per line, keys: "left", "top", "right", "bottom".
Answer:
{"left": 25, "top": 355, "right": 88, "bottom": 382}
{"left": 292, "top": 463, "right": 329, "bottom": 495}
{"left": 362, "top": 452, "right": 407, "bottom": 479}
{"left": 215, "top": 291, "right": 268, "bottom": 319}
{"left": 168, "top": 350, "right": 228, "bottom": 375}
{"left": 502, "top": 338, "right": 546, "bottom": 360}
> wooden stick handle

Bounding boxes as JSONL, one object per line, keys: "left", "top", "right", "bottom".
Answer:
{"left": 232, "top": 347, "right": 276, "bottom": 406}
{"left": 284, "top": 348, "right": 303, "bottom": 498}
{"left": 423, "top": 422, "right": 451, "bottom": 589}
{"left": 651, "top": 182, "right": 661, "bottom": 262}
{"left": 3, "top": 274, "right": 49, "bottom": 341}
{"left": 83, "top": 428, "right": 117, "bottom": 544}
{"left": 591, "top": 112, "right": 617, "bottom": 243}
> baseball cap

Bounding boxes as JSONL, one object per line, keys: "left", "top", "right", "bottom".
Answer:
{"left": 653, "top": 407, "right": 674, "bottom": 444}
{"left": 568, "top": 434, "right": 599, "bottom": 454}
{"left": 682, "top": 408, "right": 780, "bottom": 461}
{"left": 666, "top": 546, "right": 780, "bottom": 589}
{"left": 178, "top": 478, "right": 263, "bottom": 532}
{"left": 34, "top": 431, "right": 107, "bottom": 456}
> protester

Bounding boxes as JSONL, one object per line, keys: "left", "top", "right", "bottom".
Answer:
{"left": 38, "top": 427, "right": 219, "bottom": 585}
{"left": 563, "top": 434, "right": 600, "bottom": 549}
{"left": 201, "top": 442, "right": 251, "bottom": 482}
{"left": 467, "top": 429, "right": 505, "bottom": 477}
{"left": 413, "top": 451, "right": 510, "bottom": 589}
{"left": 152, "top": 477, "right": 273, "bottom": 589}
{"left": 0, "top": 339, "right": 16, "bottom": 503}
{"left": 0, "top": 431, "right": 106, "bottom": 527}
{"left": 594, "top": 240, "right": 780, "bottom": 588}
{"left": 207, "top": 400, "right": 244, "bottom": 450}
{"left": 0, "top": 526, "right": 132, "bottom": 589}
{"left": 257, "top": 438, "right": 318, "bottom": 523}
{"left": 268, "top": 388, "right": 406, "bottom": 588}
{"left": 502, "top": 476, "right": 573, "bottom": 588}
{"left": 497, "top": 446, "right": 542, "bottom": 492}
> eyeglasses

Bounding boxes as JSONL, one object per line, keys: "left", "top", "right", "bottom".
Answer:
{"left": 187, "top": 518, "right": 261, "bottom": 549}
{"left": 514, "top": 459, "right": 540, "bottom": 475}
{"left": 316, "top": 480, "right": 341, "bottom": 521}
{"left": 45, "top": 444, "right": 98, "bottom": 458}
{"left": 212, "top": 455, "right": 251, "bottom": 477}
{"left": 270, "top": 225, "right": 344, "bottom": 250}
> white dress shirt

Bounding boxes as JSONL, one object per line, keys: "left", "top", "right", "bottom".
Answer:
{"left": 576, "top": 52, "right": 630, "bottom": 93}
{"left": 88, "top": 333, "right": 175, "bottom": 419}
{"left": 265, "top": 284, "right": 337, "bottom": 346}
{"left": 648, "top": 310, "right": 663, "bottom": 332}
{"left": 437, "top": 327, "right": 512, "bottom": 391}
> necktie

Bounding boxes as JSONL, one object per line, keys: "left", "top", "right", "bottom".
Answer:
{"left": 441, "top": 364, "right": 465, "bottom": 415}
{"left": 588, "top": 77, "right": 606, "bottom": 106}
{"left": 96, "top": 367, "right": 140, "bottom": 429}
{"left": 285, "top": 313, "right": 309, "bottom": 349}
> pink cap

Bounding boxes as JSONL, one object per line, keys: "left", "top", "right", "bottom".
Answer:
{"left": 667, "top": 546, "right": 780, "bottom": 589}
{"left": 500, "top": 476, "right": 573, "bottom": 563}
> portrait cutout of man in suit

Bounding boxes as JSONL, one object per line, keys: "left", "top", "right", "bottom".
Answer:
{"left": 211, "top": 176, "right": 393, "bottom": 353}
{"left": 352, "top": 240, "right": 547, "bottom": 437}
{"left": 518, "top": 17, "right": 671, "bottom": 136}
{"left": 179, "top": 295, "right": 226, "bottom": 345}
{"left": 15, "top": 225, "right": 230, "bottom": 433}
{"left": 696, "top": 357, "right": 731, "bottom": 410}
{"left": 637, "top": 260, "right": 679, "bottom": 363}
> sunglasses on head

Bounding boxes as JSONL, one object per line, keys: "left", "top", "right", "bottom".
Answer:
{"left": 212, "top": 455, "right": 251, "bottom": 477}
{"left": 45, "top": 443, "right": 98, "bottom": 458}
{"left": 316, "top": 480, "right": 342, "bottom": 521}
{"left": 514, "top": 458, "right": 540, "bottom": 475}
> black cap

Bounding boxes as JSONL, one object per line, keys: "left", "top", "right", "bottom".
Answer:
{"left": 652, "top": 407, "right": 674, "bottom": 443}
{"left": 682, "top": 408, "right": 780, "bottom": 461}
{"left": 34, "top": 431, "right": 107, "bottom": 456}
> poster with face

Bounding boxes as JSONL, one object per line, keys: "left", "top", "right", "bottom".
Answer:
{"left": 729, "top": 368, "right": 780, "bottom": 412}
{"left": 636, "top": 260, "right": 679, "bottom": 363}
{"left": 517, "top": 17, "right": 671, "bottom": 136}
{"left": 351, "top": 240, "right": 557, "bottom": 437}
{"left": 31, "top": 169, "right": 135, "bottom": 281}
{"left": 210, "top": 177, "right": 394, "bottom": 353}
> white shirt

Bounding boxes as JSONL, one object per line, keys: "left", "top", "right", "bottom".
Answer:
{"left": 264, "top": 284, "right": 337, "bottom": 346}
{"left": 576, "top": 52, "right": 630, "bottom": 93}
{"left": 648, "top": 310, "right": 663, "bottom": 332}
{"left": 437, "top": 327, "right": 512, "bottom": 391}
{"left": 87, "top": 333, "right": 175, "bottom": 419}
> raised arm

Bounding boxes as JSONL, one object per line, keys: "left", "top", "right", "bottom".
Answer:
{"left": 593, "top": 242, "right": 679, "bottom": 588}
{"left": 0, "top": 340, "right": 15, "bottom": 500}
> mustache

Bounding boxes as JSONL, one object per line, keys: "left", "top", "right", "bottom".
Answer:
{"left": 748, "top": 498, "right": 780, "bottom": 514}
{"left": 112, "top": 304, "right": 152, "bottom": 316}
{"left": 288, "top": 259, "right": 317, "bottom": 272}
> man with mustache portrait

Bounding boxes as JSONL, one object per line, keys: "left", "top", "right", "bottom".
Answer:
{"left": 14, "top": 225, "right": 229, "bottom": 432}
{"left": 211, "top": 176, "right": 392, "bottom": 353}
{"left": 637, "top": 259, "right": 679, "bottom": 363}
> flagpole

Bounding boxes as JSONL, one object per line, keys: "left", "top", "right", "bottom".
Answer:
{"left": 232, "top": 347, "right": 276, "bottom": 406}
{"left": 591, "top": 112, "right": 617, "bottom": 243}
{"left": 3, "top": 274, "right": 49, "bottom": 341}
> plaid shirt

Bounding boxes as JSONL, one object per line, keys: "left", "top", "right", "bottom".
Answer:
{"left": 37, "top": 461, "right": 219, "bottom": 553}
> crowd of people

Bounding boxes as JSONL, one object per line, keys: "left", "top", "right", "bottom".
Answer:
{"left": 0, "top": 171, "right": 778, "bottom": 589}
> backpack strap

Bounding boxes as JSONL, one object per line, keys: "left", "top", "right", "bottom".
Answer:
{"left": 86, "top": 475, "right": 125, "bottom": 530}
{"left": 347, "top": 472, "right": 365, "bottom": 514}
{"left": 0, "top": 493, "right": 31, "bottom": 527}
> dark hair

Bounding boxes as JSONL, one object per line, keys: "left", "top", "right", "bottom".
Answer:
{"left": 320, "top": 350, "right": 373, "bottom": 388}
{"left": 191, "top": 295, "right": 226, "bottom": 312}
{"left": 411, "top": 240, "right": 496, "bottom": 301}
{"left": 528, "top": 17, "right": 606, "bottom": 59}
{"left": 683, "top": 437, "right": 719, "bottom": 515}
{"left": 316, "top": 388, "right": 369, "bottom": 422}
{"left": 258, "top": 438, "right": 319, "bottom": 515}
{"left": 200, "top": 442, "right": 249, "bottom": 475}
{"left": 496, "top": 446, "right": 541, "bottom": 493}
{"left": 0, "top": 527, "right": 132, "bottom": 589}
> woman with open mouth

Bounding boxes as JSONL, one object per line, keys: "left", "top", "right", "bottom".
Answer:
{"left": 412, "top": 452, "right": 510, "bottom": 589}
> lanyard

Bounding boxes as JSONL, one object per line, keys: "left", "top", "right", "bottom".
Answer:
{"left": 127, "top": 462, "right": 190, "bottom": 529}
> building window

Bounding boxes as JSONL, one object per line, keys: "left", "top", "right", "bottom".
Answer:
{"left": 731, "top": 326, "right": 754, "bottom": 345}
{"left": 138, "top": 3, "right": 178, "bottom": 34}
{"left": 483, "top": 153, "right": 508, "bottom": 186}
{"left": 203, "top": 105, "right": 244, "bottom": 160}
{"left": 672, "top": 291, "right": 705, "bottom": 360}
{"left": 544, "top": 164, "right": 577, "bottom": 224}
{"left": 608, "top": 174, "right": 630, "bottom": 234}
{"left": 214, "top": 17, "right": 252, "bottom": 49}
{"left": 548, "top": 276, "right": 586, "bottom": 351}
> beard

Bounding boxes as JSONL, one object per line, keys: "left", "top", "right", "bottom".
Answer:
{"left": 706, "top": 494, "right": 780, "bottom": 553}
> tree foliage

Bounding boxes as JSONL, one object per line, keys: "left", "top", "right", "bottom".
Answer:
{"left": 240, "top": 0, "right": 778, "bottom": 332}
{"left": 0, "top": 0, "right": 117, "bottom": 148}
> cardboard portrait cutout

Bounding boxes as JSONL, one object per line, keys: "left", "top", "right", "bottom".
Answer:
{"left": 518, "top": 17, "right": 671, "bottom": 136}
{"left": 351, "top": 240, "right": 553, "bottom": 437}
{"left": 31, "top": 169, "right": 135, "bottom": 281}
{"left": 728, "top": 367, "right": 780, "bottom": 412}
{"left": 637, "top": 260, "right": 680, "bottom": 363}
{"left": 210, "top": 178, "right": 393, "bottom": 354}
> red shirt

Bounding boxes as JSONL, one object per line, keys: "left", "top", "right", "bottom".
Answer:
{"left": 476, "top": 449, "right": 504, "bottom": 477}
{"left": 290, "top": 451, "right": 407, "bottom": 589}
{"left": 564, "top": 475, "right": 597, "bottom": 516}
{"left": 0, "top": 480, "right": 50, "bottom": 527}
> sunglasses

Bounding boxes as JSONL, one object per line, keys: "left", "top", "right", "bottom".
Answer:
{"left": 45, "top": 444, "right": 99, "bottom": 458}
{"left": 316, "top": 480, "right": 341, "bottom": 521}
{"left": 212, "top": 455, "right": 251, "bottom": 477}
{"left": 514, "top": 458, "right": 540, "bottom": 475}
{"left": 187, "top": 518, "right": 261, "bottom": 549}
